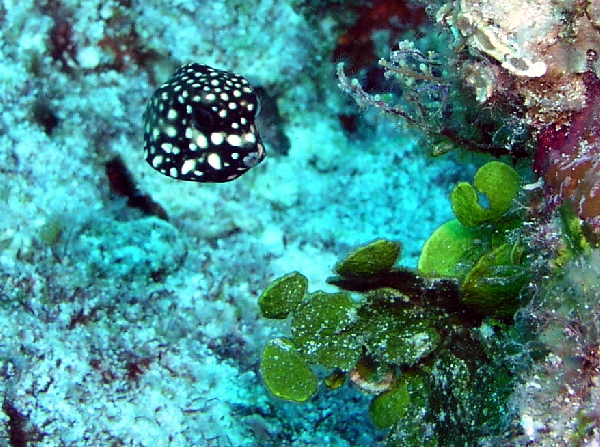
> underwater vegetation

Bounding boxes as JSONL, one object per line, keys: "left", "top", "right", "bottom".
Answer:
{"left": 258, "top": 161, "right": 535, "bottom": 445}
{"left": 259, "top": 243, "right": 516, "bottom": 444}
{"left": 256, "top": 0, "right": 600, "bottom": 444}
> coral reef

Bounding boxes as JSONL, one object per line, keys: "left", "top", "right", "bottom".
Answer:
{"left": 431, "top": 0, "right": 600, "bottom": 237}
{"left": 337, "top": 39, "right": 536, "bottom": 159}
{"left": 509, "top": 250, "right": 600, "bottom": 445}
{"left": 438, "top": 0, "right": 600, "bottom": 125}
{"left": 338, "top": 0, "right": 600, "bottom": 238}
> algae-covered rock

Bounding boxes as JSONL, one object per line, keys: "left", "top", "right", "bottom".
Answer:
{"left": 258, "top": 271, "right": 308, "bottom": 319}
{"left": 428, "top": 352, "right": 473, "bottom": 443}
{"left": 427, "top": 351, "right": 514, "bottom": 445}
{"left": 451, "top": 161, "right": 521, "bottom": 227}
{"left": 291, "top": 291, "right": 361, "bottom": 370}
{"left": 260, "top": 338, "right": 317, "bottom": 402}
{"left": 370, "top": 380, "right": 411, "bottom": 428}
{"left": 418, "top": 218, "right": 491, "bottom": 278}
{"left": 385, "top": 371, "right": 434, "bottom": 446}
{"left": 470, "top": 364, "right": 514, "bottom": 434}
{"left": 335, "top": 239, "right": 402, "bottom": 277}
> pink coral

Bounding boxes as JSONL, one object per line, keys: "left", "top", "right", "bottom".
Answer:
{"left": 534, "top": 71, "right": 600, "bottom": 235}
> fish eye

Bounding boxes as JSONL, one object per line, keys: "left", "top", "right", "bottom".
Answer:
{"left": 191, "top": 106, "right": 215, "bottom": 133}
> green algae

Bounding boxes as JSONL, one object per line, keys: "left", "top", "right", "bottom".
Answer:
{"left": 357, "top": 304, "right": 441, "bottom": 366}
{"left": 260, "top": 337, "right": 317, "bottom": 402}
{"left": 291, "top": 291, "right": 360, "bottom": 370}
{"left": 258, "top": 235, "right": 524, "bottom": 445}
{"left": 418, "top": 218, "right": 490, "bottom": 277}
{"left": 258, "top": 271, "right": 308, "bottom": 319}
{"left": 460, "top": 242, "right": 530, "bottom": 317}
{"left": 369, "top": 380, "right": 411, "bottom": 428}
{"left": 335, "top": 239, "right": 401, "bottom": 277}
{"left": 451, "top": 161, "right": 522, "bottom": 227}
{"left": 418, "top": 161, "right": 530, "bottom": 317}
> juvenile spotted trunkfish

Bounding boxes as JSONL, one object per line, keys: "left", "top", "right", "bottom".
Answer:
{"left": 143, "top": 63, "right": 266, "bottom": 183}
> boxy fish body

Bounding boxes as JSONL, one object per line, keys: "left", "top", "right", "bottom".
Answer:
{"left": 143, "top": 63, "right": 266, "bottom": 183}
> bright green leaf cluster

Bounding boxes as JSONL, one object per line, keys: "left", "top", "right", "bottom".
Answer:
{"left": 258, "top": 241, "right": 442, "bottom": 405}
{"left": 419, "top": 161, "right": 529, "bottom": 317}
{"left": 258, "top": 238, "right": 518, "bottom": 444}
{"left": 451, "top": 161, "right": 522, "bottom": 227}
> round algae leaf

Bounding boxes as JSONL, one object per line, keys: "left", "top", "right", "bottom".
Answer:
{"left": 258, "top": 272, "right": 308, "bottom": 319}
{"left": 335, "top": 239, "right": 402, "bottom": 277}
{"left": 369, "top": 380, "right": 410, "bottom": 428}
{"left": 260, "top": 338, "right": 317, "bottom": 402}
{"left": 292, "top": 292, "right": 356, "bottom": 340}
{"left": 418, "top": 219, "right": 490, "bottom": 278}
{"left": 451, "top": 161, "right": 521, "bottom": 227}
{"left": 291, "top": 291, "right": 361, "bottom": 370}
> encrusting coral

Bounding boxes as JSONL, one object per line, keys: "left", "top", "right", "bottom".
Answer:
{"left": 438, "top": 0, "right": 600, "bottom": 125}
{"left": 534, "top": 71, "right": 600, "bottom": 240}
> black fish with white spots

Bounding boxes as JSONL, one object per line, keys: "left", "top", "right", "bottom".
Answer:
{"left": 143, "top": 63, "right": 266, "bottom": 183}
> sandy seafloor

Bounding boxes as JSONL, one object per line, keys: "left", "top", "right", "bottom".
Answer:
{"left": 0, "top": 1, "right": 470, "bottom": 445}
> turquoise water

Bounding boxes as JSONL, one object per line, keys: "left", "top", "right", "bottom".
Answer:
{"left": 1, "top": 1, "right": 597, "bottom": 446}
